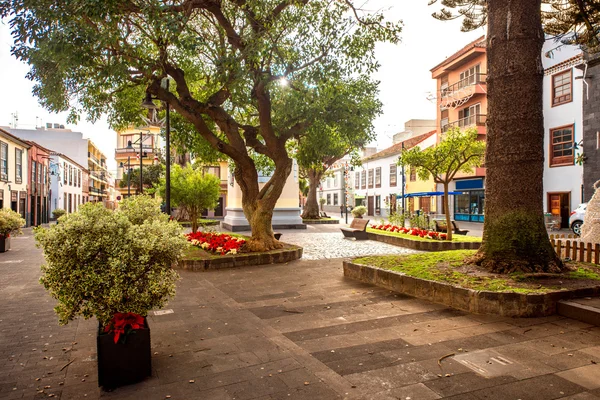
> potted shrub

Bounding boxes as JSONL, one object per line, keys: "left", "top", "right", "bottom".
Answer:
{"left": 351, "top": 205, "right": 367, "bottom": 218}
{"left": 35, "top": 196, "right": 186, "bottom": 389}
{"left": 0, "top": 208, "right": 26, "bottom": 252}
{"left": 51, "top": 208, "right": 66, "bottom": 220}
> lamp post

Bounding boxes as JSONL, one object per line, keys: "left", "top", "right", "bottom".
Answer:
{"left": 141, "top": 79, "right": 170, "bottom": 216}
{"left": 119, "top": 155, "right": 132, "bottom": 197}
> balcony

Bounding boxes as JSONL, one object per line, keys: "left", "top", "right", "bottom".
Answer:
{"left": 115, "top": 144, "right": 154, "bottom": 155}
{"left": 88, "top": 187, "right": 107, "bottom": 196}
{"left": 440, "top": 73, "right": 486, "bottom": 106}
{"left": 442, "top": 114, "right": 487, "bottom": 133}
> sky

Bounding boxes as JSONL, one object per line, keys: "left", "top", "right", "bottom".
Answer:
{"left": 0, "top": 2, "right": 484, "bottom": 173}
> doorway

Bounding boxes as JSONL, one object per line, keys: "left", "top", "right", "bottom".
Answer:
{"left": 367, "top": 196, "right": 374, "bottom": 216}
{"left": 548, "top": 192, "right": 570, "bottom": 229}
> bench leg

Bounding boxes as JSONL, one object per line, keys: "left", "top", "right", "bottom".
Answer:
{"left": 341, "top": 230, "right": 353, "bottom": 238}
{"left": 354, "top": 231, "right": 368, "bottom": 240}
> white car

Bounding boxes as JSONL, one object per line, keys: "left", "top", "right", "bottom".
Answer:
{"left": 569, "top": 203, "right": 587, "bottom": 235}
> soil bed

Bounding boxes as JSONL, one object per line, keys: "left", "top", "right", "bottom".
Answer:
{"left": 367, "top": 228, "right": 482, "bottom": 243}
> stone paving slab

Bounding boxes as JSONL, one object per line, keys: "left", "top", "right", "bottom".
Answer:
{"left": 2, "top": 226, "right": 600, "bottom": 399}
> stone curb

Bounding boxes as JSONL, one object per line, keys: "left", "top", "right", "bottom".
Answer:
{"left": 343, "top": 260, "right": 600, "bottom": 317}
{"left": 302, "top": 219, "right": 340, "bottom": 225}
{"left": 367, "top": 231, "right": 481, "bottom": 251}
{"left": 177, "top": 244, "right": 303, "bottom": 271}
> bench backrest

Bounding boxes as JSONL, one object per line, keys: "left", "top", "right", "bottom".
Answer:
{"left": 350, "top": 218, "right": 369, "bottom": 231}
{"left": 435, "top": 220, "right": 448, "bottom": 231}
{"left": 451, "top": 221, "right": 460, "bottom": 230}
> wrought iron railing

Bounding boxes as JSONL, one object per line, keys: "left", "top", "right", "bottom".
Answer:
{"left": 442, "top": 114, "right": 487, "bottom": 133}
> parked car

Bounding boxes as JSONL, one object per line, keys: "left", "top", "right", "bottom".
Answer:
{"left": 569, "top": 203, "right": 587, "bottom": 235}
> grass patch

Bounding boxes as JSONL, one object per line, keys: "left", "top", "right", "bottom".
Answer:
{"left": 178, "top": 219, "right": 220, "bottom": 227}
{"left": 353, "top": 250, "right": 600, "bottom": 294}
{"left": 367, "top": 228, "right": 482, "bottom": 243}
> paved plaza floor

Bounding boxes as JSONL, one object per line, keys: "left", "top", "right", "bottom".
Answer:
{"left": 1, "top": 226, "right": 600, "bottom": 399}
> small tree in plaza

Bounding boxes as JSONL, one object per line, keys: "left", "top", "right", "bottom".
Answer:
{"left": 398, "top": 127, "right": 485, "bottom": 241}
{"left": 158, "top": 165, "right": 221, "bottom": 233}
{"left": 0, "top": 208, "right": 26, "bottom": 237}
{"left": 35, "top": 200, "right": 185, "bottom": 327}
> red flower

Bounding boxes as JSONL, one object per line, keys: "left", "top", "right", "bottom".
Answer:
{"left": 104, "top": 312, "right": 145, "bottom": 344}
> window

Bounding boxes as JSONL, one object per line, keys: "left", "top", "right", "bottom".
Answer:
{"left": 15, "top": 149, "right": 22, "bottom": 184}
{"left": 389, "top": 164, "right": 397, "bottom": 187}
{"left": 79, "top": 170, "right": 82, "bottom": 187}
{"left": 64, "top": 196, "right": 67, "bottom": 211}
{"left": 410, "top": 167, "right": 416, "bottom": 182}
{"left": 550, "top": 125, "right": 574, "bottom": 166}
{"left": 327, "top": 194, "right": 331, "bottom": 205}
{"left": 552, "top": 69, "right": 572, "bottom": 106}
{"left": 69, "top": 165, "right": 72, "bottom": 186}
{"left": 458, "top": 103, "right": 481, "bottom": 127}
{"left": 333, "top": 193, "right": 338, "bottom": 205}
{"left": 43, "top": 165, "right": 47, "bottom": 185}
{"left": 31, "top": 160, "right": 36, "bottom": 185}
{"left": 459, "top": 64, "right": 480, "bottom": 87}
{"left": 355, "top": 172, "right": 360, "bottom": 189}
{"left": 63, "top": 162, "right": 67, "bottom": 184}
{"left": 361, "top": 170, "right": 366, "bottom": 189}
{"left": 368, "top": 169, "right": 374, "bottom": 188}
{"left": 441, "top": 109, "right": 449, "bottom": 131}
{"left": 0, "top": 142, "right": 7, "bottom": 181}
{"left": 375, "top": 167, "right": 381, "bottom": 188}
{"left": 37, "top": 163, "right": 42, "bottom": 184}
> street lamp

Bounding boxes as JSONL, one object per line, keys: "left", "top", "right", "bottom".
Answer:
{"left": 141, "top": 79, "right": 171, "bottom": 216}
{"left": 119, "top": 153, "right": 132, "bottom": 197}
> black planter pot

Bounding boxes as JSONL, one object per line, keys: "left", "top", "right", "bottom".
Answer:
{"left": 97, "top": 319, "right": 152, "bottom": 389}
{"left": 0, "top": 236, "right": 10, "bottom": 252}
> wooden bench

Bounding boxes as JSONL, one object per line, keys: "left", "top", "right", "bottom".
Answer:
{"left": 433, "top": 220, "right": 469, "bottom": 235}
{"left": 274, "top": 232, "right": 282, "bottom": 240}
{"left": 340, "top": 218, "right": 370, "bottom": 240}
{"left": 320, "top": 211, "right": 330, "bottom": 218}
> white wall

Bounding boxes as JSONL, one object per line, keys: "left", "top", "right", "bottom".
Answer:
{"left": 541, "top": 40, "right": 584, "bottom": 212}
{"left": 50, "top": 155, "right": 84, "bottom": 214}
{"left": 7, "top": 128, "right": 89, "bottom": 167}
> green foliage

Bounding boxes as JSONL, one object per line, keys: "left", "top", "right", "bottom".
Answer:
{"left": 119, "top": 164, "right": 164, "bottom": 192}
{"left": 319, "top": 197, "right": 327, "bottom": 205}
{"left": 352, "top": 205, "right": 367, "bottom": 218}
{"left": 35, "top": 202, "right": 185, "bottom": 326}
{"left": 158, "top": 165, "right": 221, "bottom": 233}
{"left": 0, "top": 208, "right": 26, "bottom": 237}
{"left": 410, "top": 214, "right": 435, "bottom": 230}
{"left": 429, "top": 0, "right": 600, "bottom": 50}
{"left": 51, "top": 208, "right": 66, "bottom": 219}
{"left": 118, "top": 195, "right": 167, "bottom": 226}
{"left": 398, "top": 127, "right": 485, "bottom": 185}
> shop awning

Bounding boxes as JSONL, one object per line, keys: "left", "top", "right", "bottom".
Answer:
{"left": 397, "top": 191, "right": 464, "bottom": 198}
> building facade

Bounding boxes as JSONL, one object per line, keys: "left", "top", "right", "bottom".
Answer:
{"left": 582, "top": 52, "right": 600, "bottom": 203}
{"left": 542, "top": 41, "right": 584, "bottom": 228}
{"left": 431, "top": 36, "right": 488, "bottom": 223}
{"left": 0, "top": 128, "right": 30, "bottom": 219}
{"left": 115, "top": 125, "right": 162, "bottom": 191}
{"left": 49, "top": 153, "right": 87, "bottom": 216}
{"left": 26, "top": 142, "right": 51, "bottom": 226}
{"left": 200, "top": 162, "right": 229, "bottom": 218}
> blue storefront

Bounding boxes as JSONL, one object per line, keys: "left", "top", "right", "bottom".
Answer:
{"left": 454, "top": 178, "right": 485, "bottom": 222}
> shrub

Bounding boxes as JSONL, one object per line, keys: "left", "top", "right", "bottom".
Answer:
{"left": 351, "top": 205, "right": 367, "bottom": 218}
{"left": 0, "top": 208, "right": 26, "bottom": 237}
{"left": 35, "top": 202, "right": 186, "bottom": 326}
{"left": 118, "top": 194, "right": 167, "bottom": 225}
{"left": 51, "top": 208, "right": 66, "bottom": 219}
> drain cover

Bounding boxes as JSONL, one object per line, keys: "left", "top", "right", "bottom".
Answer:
{"left": 454, "top": 349, "right": 522, "bottom": 377}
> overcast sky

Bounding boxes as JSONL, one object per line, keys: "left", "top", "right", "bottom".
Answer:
{"left": 0, "top": 2, "right": 484, "bottom": 173}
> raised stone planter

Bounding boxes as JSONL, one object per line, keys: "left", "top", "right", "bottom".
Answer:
{"left": 367, "top": 232, "right": 480, "bottom": 251}
{"left": 302, "top": 219, "right": 339, "bottom": 224}
{"left": 343, "top": 260, "right": 600, "bottom": 317}
{"left": 178, "top": 244, "right": 303, "bottom": 271}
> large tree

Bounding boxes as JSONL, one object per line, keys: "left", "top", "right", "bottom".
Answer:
{"left": 398, "top": 127, "right": 485, "bottom": 241}
{"left": 297, "top": 76, "right": 381, "bottom": 219}
{"left": 429, "top": 0, "right": 600, "bottom": 273}
{"left": 2, "top": 0, "right": 401, "bottom": 251}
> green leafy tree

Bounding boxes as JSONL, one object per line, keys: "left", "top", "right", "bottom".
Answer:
{"left": 296, "top": 76, "right": 381, "bottom": 219}
{"left": 35, "top": 201, "right": 185, "bottom": 326}
{"left": 428, "top": 0, "right": 600, "bottom": 272}
{"left": 398, "top": 128, "right": 485, "bottom": 241}
{"left": 158, "top": 164, "right": 221, "bottom": 233}
{"left": 2, "top": 0, "right": 401, "bottom": 251}
{"left": 120, "top": 164, "right": 164, "bottom": 195}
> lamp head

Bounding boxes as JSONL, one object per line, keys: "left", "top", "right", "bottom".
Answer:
{"left": 141, "top": 91, "right": 158, "bottom": 110}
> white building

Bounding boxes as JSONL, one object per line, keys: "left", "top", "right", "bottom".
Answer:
{"left": 541, "top": 40, "right": 584, "bottom": 228}
{"left": 352, "top": 131, "right": 436, "bottom": 218}
{"left": 49, "top": 153, "right": 87, "bottom": 215}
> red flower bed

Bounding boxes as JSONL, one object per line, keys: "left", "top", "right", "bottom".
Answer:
{"left": 186, "top": 232, "right": 246, "bottom": 255}
{"left": 371, "top": 224, "right": 447, "bottom": 241}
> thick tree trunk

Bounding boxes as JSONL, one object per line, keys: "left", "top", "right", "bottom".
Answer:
{"left": 471, "top": 0, "right": 564, "bottom": 273}
{"left": 443, "top": 183, "right": 453, "bottom": 241}
{"left": 190, "top": 208, "right": 199, "bottom": 233}
{"left": 301, "top": 169, "right": 323, "bottom": 219}
{"left": 237, "top": 157, "right": 293, "bottom": 252}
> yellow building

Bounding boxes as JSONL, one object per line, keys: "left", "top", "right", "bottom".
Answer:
{"left": 87, "top": 140, "right": 111, "bottom": 203}
{"left": 115, "top": 125, "right": 162, "bottom": 189}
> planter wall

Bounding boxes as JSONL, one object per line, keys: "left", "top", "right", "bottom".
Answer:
{"left": 0, "top": 236, "right": 10, "bottom": 252}
{"left": 367, "top": 232, "right": 480, "bottom": 251}
{"left": 302, "top": 219, "right": 340, "bottom": 224}
{"left": 97, "top": 320, "right": 152, "bottom": 389}
{"left": 178, "top": 245, "right": 303, "bottom": 271}
{"left": 344, "top": 260, "right": 600, "bottom": 318}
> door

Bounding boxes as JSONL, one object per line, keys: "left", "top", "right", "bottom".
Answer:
{"left": 548, "top": 192, "right": 571, "bottom": 228}
{"left": 367, "top": 196, "right": 374, "bottom": 216}
{"left": 214, "top": 197, "right": 224, "bottom": 217}
{"left": 420, "top": 197, "right": 431, "bottom": 214}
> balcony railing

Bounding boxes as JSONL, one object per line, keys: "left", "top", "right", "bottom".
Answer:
{"left": 442, "top": 114, "right": 487, "bottom": 133}
{"left": 115, "top": 145, "right": 154, "bottom": 154}
{"left": 88, "top": 187, "right": 106, "bottom": 196}
{"left": 441, "top": 73, "right": 487, "bottom": 98}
